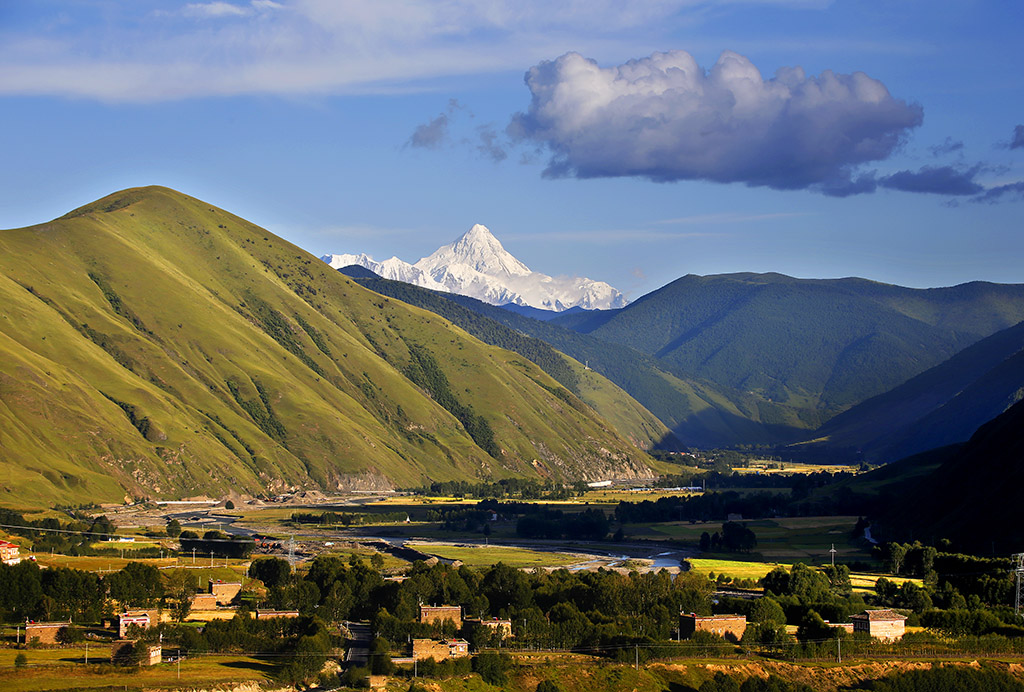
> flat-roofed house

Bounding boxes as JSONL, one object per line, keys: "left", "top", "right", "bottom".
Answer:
{"left": 208, "top": 580, "right": 243, "bottom": 605}
{"left": 411, "top": 638, "right": 471, "bottom": 661}
{"left": 419, "top": 605, "right": 462, "bottom": 629}
{"left": 679, "top": 613, "right": 747, "bottom": 641}
{"left": 24, "top": 620, "right": 70, "bottom": 645}
{"left": 117, "top": 611, "right": 151, "bottom": 638}
{"left": 851, "top": 609, "right": 907, "bottom": 641}
{"left": 0, "top": 540, "right": 21, "bottom": 565}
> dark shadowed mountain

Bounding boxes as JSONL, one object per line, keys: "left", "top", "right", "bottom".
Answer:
{"left": 873, "top": 398, "right": 1024, "bottom": 553}
{"left": 796, "top": 320, "right": 1024, "bottom": 462}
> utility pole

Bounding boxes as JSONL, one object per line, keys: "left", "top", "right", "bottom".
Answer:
{"left": 85, "top": 641, "right": 89, "bottom": 664}
{"left": 210, "top": 550, "right": 214, "bottom": 567}
{"left": 836, "top": 636, "right": 841, "bottom": 664}
{"left": 192, "top": 547, "right": 196, "bottom": 565}
{"left": 1012, "top": 553, "right": 1024, "bottom": 618}
{"left": 830, "top": 544, "right": 837, "bottom": 567}
{"left": 634, "top": 644, "right": 639, "bottom": 670}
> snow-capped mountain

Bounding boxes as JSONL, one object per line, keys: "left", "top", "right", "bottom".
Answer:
{"left": 321, "top": 253, "right": 448, "bottom": 293}
{"left": 322, "top": 224, "right": 627, "bottom": 312}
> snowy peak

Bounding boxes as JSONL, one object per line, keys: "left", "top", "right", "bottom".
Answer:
{"left": 417, "top": 224, "right": 531, "bottom": 278}
{"left": 323, "top": 224, "right": 627, "bottom": 312}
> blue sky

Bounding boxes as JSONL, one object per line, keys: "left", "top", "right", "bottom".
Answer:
{"left": 1, "top": 0, "right": 1021, "bottom": 300}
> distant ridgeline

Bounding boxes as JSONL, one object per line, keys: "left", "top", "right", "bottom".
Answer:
{"left": 346, "top": 268, "right": 1024, "bottom": 457}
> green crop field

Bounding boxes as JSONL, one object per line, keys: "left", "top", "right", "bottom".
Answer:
{"left": 0, "top": 646, "right": 276, "bottom": 692}
{"left": 632, "top": 515, "right": 874, "bottom": 565}
{"left": 407, "top": 541, "right": 581, "bottom": 568}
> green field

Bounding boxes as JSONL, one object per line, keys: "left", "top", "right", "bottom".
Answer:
{"left": 408, "top": 541, "right": 581, "bottom": 569}
{"left": 631, "top": 515, "right": 873, "bottom": 565}
{"left": 0, "top": 646, "right": 276, "bottom": 692}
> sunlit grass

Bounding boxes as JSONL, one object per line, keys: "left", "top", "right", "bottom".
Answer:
{"left": 407, "top": 541, "right": 580, "bottom": 569}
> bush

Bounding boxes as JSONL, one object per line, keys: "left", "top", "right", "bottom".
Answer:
{"left": 473, "top": 651, "right": 512, "bottom": 686}
{"left": 14, "top": 652, "right": 27, "bottom": 668}
{"left": 339, "top": 665, "right": 370, "bottom": 688}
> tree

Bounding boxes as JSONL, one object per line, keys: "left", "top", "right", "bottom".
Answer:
{"left": 749, "top": 597, "right": 786, "bottom": 626}
{"left": 225, "top": 500, "right": 235, "bottom": 510}
{"left": 165, "top": 519, "right": 182, "bottom": 538}
{"left": 56, "top": 625, "right": 85, "bottom": 644}
{"left": 249, "top": 557, "right": 292, "bottom": 589}
{"left": 537, "top": 680, "right": 564, "bottom": 692}
{"left": 473, "top": 651, "right": 511, "bottom": 686}
{"left": 368, "top": 636, "right": 395, "bottom": 675}
{"left": 885, "top": 542, "right": 908, "bottom": 575}
{"left": 105, "top": 562, "right": 163, "bottom": 608}
{"left": 720, "top": 522, "right": 757, "bottom": 552}
{"left": 700, "top": 671, "right": 740, "bottom": 692}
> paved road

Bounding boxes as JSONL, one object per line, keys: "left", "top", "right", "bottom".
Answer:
{"left": 345, "top": 621, "right": 372, "bottom": 665}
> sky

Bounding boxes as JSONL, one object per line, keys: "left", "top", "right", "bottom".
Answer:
{"left": 1, "top": 0, "right": 1022, "bottom": 301}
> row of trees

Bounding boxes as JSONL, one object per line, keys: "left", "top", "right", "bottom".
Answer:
{"left": 0, "top": 561, "right": 163, "bottom": 622}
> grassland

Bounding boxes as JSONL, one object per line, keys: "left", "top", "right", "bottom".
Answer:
{"left": 0, "top": 186, "right": 653, "bottom": 506}
{"left": 630, "top": 515, "right": 873, "bottom": 565}
{"left": 0, "top": 646, "right": 276, "bottom": 692}
{"left": 407, "top": 541, "right": 581, "bottom": 569}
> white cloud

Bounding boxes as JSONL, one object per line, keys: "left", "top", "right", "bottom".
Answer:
{"left": 509, "top": 50, "right": 924, "bottom": 193}
{"left": 0, "top": 1, "right": 818, "bottom": 102}
{"left": 183, "top": 1, "right": 283, "bottom": 19}
{"left": 184, "top": 2, "right": 250, "bottom": 18}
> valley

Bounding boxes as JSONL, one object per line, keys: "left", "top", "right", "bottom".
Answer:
{"left": 0, "top": 188, "right": 1022, "bottom": 691}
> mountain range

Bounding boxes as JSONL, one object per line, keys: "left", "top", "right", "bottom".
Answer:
{"left": 323, "top": 224, "right": 627, "bottom": 312}
{"left": 0, "top": 187, "right": 652, "bottom": 505}
{"left": 342, "top": 264, "right": 1024, "bottom": 455}
{"left": 795, "top": 319, "right": 1024, "bottom": 462}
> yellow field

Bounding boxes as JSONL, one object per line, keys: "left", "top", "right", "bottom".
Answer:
{"left": 688, "top": 558, "right": 783, "bottom": 581}
{"left": 687, "top": 557, "right": 924, "bottom": 593}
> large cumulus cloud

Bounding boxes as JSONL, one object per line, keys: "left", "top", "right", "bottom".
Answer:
{"left": 509, "top": 50, "right": 924, "bottom": 194}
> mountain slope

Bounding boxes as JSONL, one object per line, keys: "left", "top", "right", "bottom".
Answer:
{"left": 325, "top": 224, "right": 627, "bottom": 312}
{"left": 345, "top": 275, "right": 822, "bottom": 448}
{"left": 0, "top": 187, "right": 652, "bottom": 505}
{"left": 337, "top": 271, "right": 671, "bottom": 450}
{"left": 875, "top": 398, "right": 1024, "bottom": 553}
{"left": 798, "top": 320, "right": 1024, "bottom": 462}
{"left": 553, "top": 272, "right": 1024, "bottom": 420}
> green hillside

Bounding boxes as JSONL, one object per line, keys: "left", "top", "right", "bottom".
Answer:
{"left": 554, "top": 272, "right": 1024, "bottom": 422}
{"left": 798, "top": 320, "right": 1024, "bottom": 462}
{"left": 343, "top": 274, "right": 672, "bottom": 451}
{"left": 0, "top": 187, "right": 652, "bottom": 505}
{"left": 362, "top": 281, "right": 818, "bottom": 448}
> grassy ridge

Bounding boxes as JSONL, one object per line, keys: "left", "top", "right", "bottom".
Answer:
{"left": 0, "top": 187, "right": 652, "bottom": 504}
{"left": 346, "top": 275, "right": 671, "bottom": 450}
{"left": 552, "top": 272, "right": 1024, "bottom": 441}
{"left": 381, "top": 285, "right": 817, "bottom": 448}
